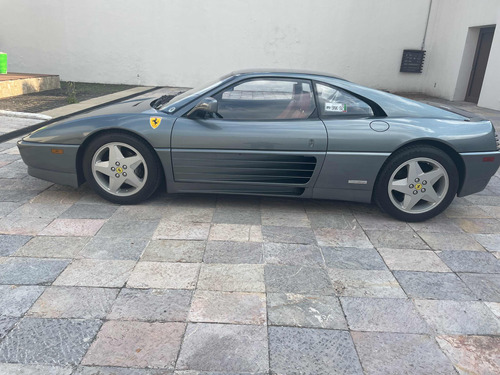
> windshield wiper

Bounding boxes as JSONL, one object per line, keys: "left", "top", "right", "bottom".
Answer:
{"left": 151, "top": 91, "right": 187, "bottom": 110}
{"left": 151, "top": 94, "right": 176, "bottom": 109}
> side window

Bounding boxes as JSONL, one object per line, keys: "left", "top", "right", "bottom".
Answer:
{"left": 213, "top": 79, "right": 315, "bottom": 121}
{"left": 315, "top": 82, "right": 373, "bottom": 117}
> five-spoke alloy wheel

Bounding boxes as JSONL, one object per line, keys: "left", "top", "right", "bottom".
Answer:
{"left": 375, "top": 146, "right": 458, "bottom": 222}
{"left": 83, "top": 133, "right": 162, "bottom": 204}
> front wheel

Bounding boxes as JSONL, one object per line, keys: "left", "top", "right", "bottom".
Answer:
{"left": 83, "top": 133, "right": 162, "bottom": 204}
{"left": 374, "top": 146, "right": 459, "bottom": 222}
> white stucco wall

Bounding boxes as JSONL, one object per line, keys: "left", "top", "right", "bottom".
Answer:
{"left": 0, "top": 0, "right": 429, "bottom": 90}
{"left": 478, "top": 6, "right": 500, "bottom": 110}
{"left": 0, "top": 0, "right": 499, "bottom": 109}
{"left": 420, "top": 0, "right": 500, "bottom": 108}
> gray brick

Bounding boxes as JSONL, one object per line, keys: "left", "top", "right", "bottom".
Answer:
{"left": 0, "top": 285, "right": 45, "bottom": 316}
{"left": 474, "top": 234, "right": 500, "bottom": 252}
{"left": 75, "top": 367, "right": 172, "bottom": 375}
{"left": 352, "top": 332, "right": 456, "bottom": 375}
{"left": 0, "top": 316, "right": 18, "bottom": 340}
{"left": 0, "top": 364, "right": 73, "bottom": 375}
{"left": 341, "top": 297, "right": 430, "bottom": 333}
{"left": 213, "top": 206, "right": 261, "bottom": 225}
{"left": 0, "top": 318, "right": 102, "bottom": 365}
{"left": 322, "top": 247, "right": 386, "bottom": 270}
{"left": 438, "top": 250, "right": 500, "bottom": 273}
{"left": 265, "top": 265, "right": 333, "bottom": 295}
{"left": 204, "top": 241, "right": 263, "bottom": 264}
{"left": 366, "top": 230, "right": 429, "bottom": 250}
{"left": 414, "top": 300, "right": 500, "bottom": 335}
{"left": 394, "top": 271, "right": 476, "bottom": 300}
{"left": 0, "top": 258, "right": 69, "bottom": 285}
{"left": 419, "top": 232, "right": 483, "bottom": 251}
{"left": 267, "top": 293, "right": 347, "bottom": 329}
{"left": 59, "top": 203, "right": 118, "bottom": 219}
{"left": 97, "top": 219, "right": 159, "bottom": 239}
{"left": 263, "top": 242, "right": 323, "bottom": 266}
{"left": 262, "top": 226, "right": 316, "bottom": 244}
{"left": 0, "top": 234, "right": 31, "bottom": 256}
{"left": 269, "top": 327, "right": 363, "bottom": 375}
{"left": 459, "top": 273, "right": 500, "bottom": 302}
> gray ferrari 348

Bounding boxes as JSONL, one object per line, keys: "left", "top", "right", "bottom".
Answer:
{"left": 18, "top": 70, "right": 500, "bottom": 221}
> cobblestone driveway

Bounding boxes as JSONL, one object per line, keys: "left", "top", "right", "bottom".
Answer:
{"left": 0, "top": 104, "right": 500, "bottom": 374}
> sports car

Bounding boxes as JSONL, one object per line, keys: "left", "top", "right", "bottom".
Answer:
{"left": 17, "top": 69, "right": 500, "bottom": 221}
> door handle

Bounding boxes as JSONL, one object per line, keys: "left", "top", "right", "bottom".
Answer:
{"left": 309, "top": 139, "right": 315, "bottom": 148}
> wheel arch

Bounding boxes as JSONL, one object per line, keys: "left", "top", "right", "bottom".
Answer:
{"left": 75, "top": 128, "right": 163, "bottom": 186}
{"left": 371, "top": 139, "right": 465, "bottom": 203}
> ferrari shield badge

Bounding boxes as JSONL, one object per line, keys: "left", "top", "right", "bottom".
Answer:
{"left": 150, "top": 117, "right": 162, "bottom": 129}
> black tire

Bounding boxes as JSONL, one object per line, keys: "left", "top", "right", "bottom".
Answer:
{"left": 374, "top": 145, "right": 459, "bottom": 222}
{"left": 82, "top": 132, "right": 162, "bottom": 204}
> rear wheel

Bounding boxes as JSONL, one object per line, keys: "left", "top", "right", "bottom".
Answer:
{"left": 375, "top": 146, "right": 458, "bottom": 222}
{"left": 83, "top": 133, "right": 162, "bottom": 204}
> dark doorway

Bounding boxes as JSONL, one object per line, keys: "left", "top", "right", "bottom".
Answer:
{"left": 465, "top": 26, "right": 495, "bottom": 103}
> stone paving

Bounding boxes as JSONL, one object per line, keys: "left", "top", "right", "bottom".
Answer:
{"left": 0, "top": 99, "right": 499, "bottom": 374}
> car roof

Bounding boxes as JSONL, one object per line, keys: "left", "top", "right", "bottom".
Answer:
{"left": 227, "top": 69, "right": 348, "bottom": 81}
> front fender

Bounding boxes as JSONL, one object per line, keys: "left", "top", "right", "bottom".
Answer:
{"left": 22, "top": 113, "right": 176, "bottom": 149}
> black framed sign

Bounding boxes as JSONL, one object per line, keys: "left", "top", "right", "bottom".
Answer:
{"left": 400, "top": 50, "right": 426, "bottom": 73}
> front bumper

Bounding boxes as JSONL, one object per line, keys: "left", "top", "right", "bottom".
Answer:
{"left": 458, "top": 151, "right": 500, "bottom": 197}
{"left": 17, "top": 140, "right": 80, "bottom": 187}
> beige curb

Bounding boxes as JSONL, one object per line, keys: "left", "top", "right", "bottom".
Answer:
{"left": 41, "top": 86, "right": 155, "bottom": 118}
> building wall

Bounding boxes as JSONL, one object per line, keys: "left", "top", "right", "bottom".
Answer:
{"left": 478, "top": 6, "right": 500, "bottom": 110}
{"left": 0, "top": 0, "right": 429, "bottom": 90}
{"left": 420, "top": 0, "right": 500, "bottom": 109}
{"left": 0, "top": 0, "right": 499, "bottom": 109}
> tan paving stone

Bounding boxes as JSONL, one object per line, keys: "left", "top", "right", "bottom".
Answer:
{"left": 436, "top": 335, "right": 500, "bottom": 375}
{"left": 455, "top": 218, "right": 500, "bottom": 234}
{"left": 40, "top": 219, "right": 106, "bottom": 237}
{"left": 15, "top": 236, "right": 89, "bottom": 258}
{"left": 82, "top": 321, "right": 185, "bottom": 369}
{"left": 378, "top": 248, "right": 451, "bottom": 272}
{"left": 328, "top": 269, "right": 406, "bottom": 298}
{"left": 198, "top": 264, "right": 265, "bottom": 292}
{"left": 314, "top": 227, "right": 372, "bottom": 248}
{"left": 0, "top": 217, "right": 53, "bottom": 235}
{"left": 127, "top": 262, "right": 199, "bottom": 289}
{"left": 153, "top": 220, "right": 210, "bottom": 240}
{"left": 209, "top": 223, "right": 253, "bottom": 242}
{"left": 54, "top": 259, "right": 135, "bottom": 287}
{"left": 27, "top": 286, "right": 118, "bottom": 319}
{"left": 418, "top": 232, "right": 484, "bottom": 251}
{"left": 189, "top": 290, "right": 266, "bottom": 324}
{"left": 141, "top": 240, "right": 205, "bottom": 262}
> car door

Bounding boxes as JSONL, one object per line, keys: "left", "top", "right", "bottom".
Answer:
{"left": 312, "top": 81, "right": 390, "bottom": 201}
{"left": 170, "top": 78, "right": 328, "bottom": 197}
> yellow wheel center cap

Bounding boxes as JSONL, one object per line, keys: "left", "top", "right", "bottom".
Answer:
{"left": 415, "top": 183, "right": 422, "bottom": 190}
{"left": 116, "top": 167, "right": 123, "bottom": 174}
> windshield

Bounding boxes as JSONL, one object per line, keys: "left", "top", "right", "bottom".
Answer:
{"left": 158, "top": 75, "right": 234, "bottom": 112}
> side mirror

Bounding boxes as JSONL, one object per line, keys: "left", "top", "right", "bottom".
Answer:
{"left": 187, "top": 97, "right": 218, "bottom": 118}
